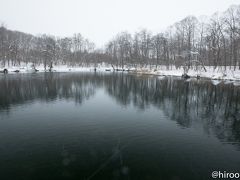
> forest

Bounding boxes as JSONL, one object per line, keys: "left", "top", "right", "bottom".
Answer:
{"left": 0, "top": 5, "right": 240, "bottom": 70}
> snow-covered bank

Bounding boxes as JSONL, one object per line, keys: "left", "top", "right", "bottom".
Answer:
{"left": 0, "top": 64, "right": 95, "bottom": 73}
{"left": 134, "top": 66, "right": 240, "bottom": 81}
{"left": 1, "top": 63, "right": 240, "bottom": 82}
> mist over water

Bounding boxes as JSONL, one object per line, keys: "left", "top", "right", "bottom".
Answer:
{"left": 0, "top": 72, "right": 240, "bottom": 180}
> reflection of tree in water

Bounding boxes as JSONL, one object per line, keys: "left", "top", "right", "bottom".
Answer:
{"left": 0, "top": 73, "right": 100, "bottom": 111}
{"left": 104, "top": 74, "right": 240, "bottom": 144}
{"left": 105, "top": 73, "right": 157, "bottom": 109}
{"left": 0, "top": 72, "right": 240, "bottom": 144}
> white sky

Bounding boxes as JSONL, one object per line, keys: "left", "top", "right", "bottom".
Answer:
{"left": 0, "top": 0, "right": 240, "bottom": 47}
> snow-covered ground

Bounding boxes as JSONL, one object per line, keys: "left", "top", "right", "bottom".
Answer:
{"left": 1, "top": 63, "right": 240, "bottom": 83}
{"left": 0, "top": 64, "right": 96, "bottom": 73}
{"left": 134, "top": 66, "right": 240, "bottom": 81}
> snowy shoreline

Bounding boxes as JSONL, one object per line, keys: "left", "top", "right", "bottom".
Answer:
{"left": 1, "top": 64, "right": 240, "bottom": 82}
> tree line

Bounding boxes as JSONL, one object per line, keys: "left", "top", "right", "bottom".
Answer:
{"left": 1, "top": 5, "right": 240, "bottom": 70}
{"left": 106, "top": 5, "right": 240, "bottom": 70}
{"left": 0, "top": 27, "right": 96, "bottom": 68}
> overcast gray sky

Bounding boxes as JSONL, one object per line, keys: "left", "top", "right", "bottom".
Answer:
{"left": 0, "top": 0, "right": 239, "bottom": 47}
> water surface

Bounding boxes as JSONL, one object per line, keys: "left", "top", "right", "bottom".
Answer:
{"left": 0, "top": 72, "right": 240, "bottom": 180}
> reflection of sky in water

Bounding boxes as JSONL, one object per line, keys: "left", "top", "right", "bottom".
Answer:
{"left": 0, "top": 72, "right": 240, "bottom": 180}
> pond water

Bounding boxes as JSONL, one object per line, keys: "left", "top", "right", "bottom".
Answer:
{"left": 0, "top": 72, "right": 240, "bottom": 180}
